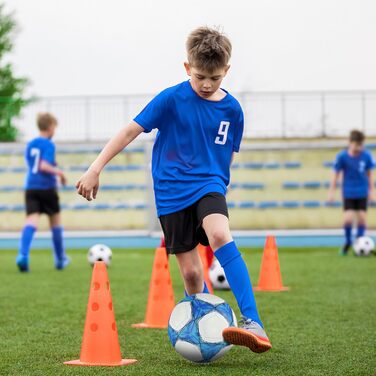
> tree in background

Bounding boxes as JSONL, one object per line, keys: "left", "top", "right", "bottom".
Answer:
{"left": 0, "top": 3, "right": 29, "bottom": 141}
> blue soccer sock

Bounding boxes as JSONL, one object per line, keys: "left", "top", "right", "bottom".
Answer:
{"left": 202, "top": 281, "right": 209, "bottom": 293}
{"left": 344, "top": 225, "right": 352, "bottom": 246}
{"left": 18, "top": 225, "right": 36, "bottom": 258}
{"left": 357, "top": 224, "right": 366, "bottom": 238}
{"left": 215, "top": 241, "right": 262, "bottom": 327}
{"left": 52, "top": 226, "right": 65, "bottom": 261}
{"left": 184, "top": 281, "right": 209, "bottom": 297}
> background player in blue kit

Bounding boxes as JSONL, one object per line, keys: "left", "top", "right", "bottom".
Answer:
{"left": 328, "top": 130, "right": 375, "bottom": 255}
{"left": 76, "top": 26, "right": 272, "bottom": 353}
{"left": 16, "top": 113, "right": 70, "bottom": 272}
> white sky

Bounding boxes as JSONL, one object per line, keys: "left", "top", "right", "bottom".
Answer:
{"left": 5, "top": 0, "right": 376, "bottom": 96}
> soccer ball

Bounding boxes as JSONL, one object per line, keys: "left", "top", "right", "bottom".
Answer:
{"left": 209, "top": 259, "right": 230, "bottom": 290}
{"left": 87, "top": 244, "right": 112, "bottom": 266}
{"left": 168, "top": 293, "right": 237, "bottom": 363}
{"left": 353, "top": 237, "right": 375, "bottom": 256}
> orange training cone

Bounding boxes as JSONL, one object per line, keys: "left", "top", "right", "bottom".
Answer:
{"left": 160, "top": 237, "right": 166, "bottom": 247}
{"left": 198, "top": 244, "right": 214, "bottom": 294}
{"left": 254, "top": 236, "right": 289, "bottom": 292}
{"left": 132, "top": 247, "right": 175, "bottom": 328}
{"left": 64, "top": 261, "right": 137, "bottom": 366}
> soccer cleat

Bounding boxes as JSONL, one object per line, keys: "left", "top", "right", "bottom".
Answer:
{"left": 55, "top": 255, "right": 71, "bottom": 270}
{"left": 339, "top": 243, "right": 351, "bottom": 256}
{"left": 16, "top": 254, "right": 29, "bottom": 272}
{"left": 222, "top": 316, "right": 272, "bottom": 353}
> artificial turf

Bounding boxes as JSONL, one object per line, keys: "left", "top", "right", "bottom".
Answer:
{"left": 0, "top": 247, "right": 375, "bottom": 375}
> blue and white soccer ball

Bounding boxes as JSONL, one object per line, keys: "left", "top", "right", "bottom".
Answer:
{"left": 87, "top": 244, "right": 112, "bottom": 266}
{"left": 353, "top": 236, "right": 375, "bottom": 256}
{"left": 168, "top": 293, "right": 237, "bottom": 363}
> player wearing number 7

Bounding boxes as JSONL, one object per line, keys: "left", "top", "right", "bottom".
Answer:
{"left": 16, "top": 113, "right": 70, "bottom": 272}
{"left": 76, "top": 26, "right": 271, "bottom": 353}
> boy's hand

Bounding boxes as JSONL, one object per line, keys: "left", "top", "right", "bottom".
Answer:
{"left": 76, "top": 169, "right": 99, "bottom": 201}
{"left": 369, "top": 190, "right": 376, "bottom": 203}
{"left": 60, "top": 172, "right": 67, "bottom": 186}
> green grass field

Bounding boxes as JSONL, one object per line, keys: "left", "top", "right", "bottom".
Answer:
{"left": 1, "top": 247, "right": 375, "bottom": 376}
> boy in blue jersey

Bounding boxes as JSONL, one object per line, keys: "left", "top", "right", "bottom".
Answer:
{"left": 76, "top": 27, "right": 271, "bottom": 353}
{"left": 328, "top": 130, "right": 375, "bottom": 255}
{"left": 16, "top": 113, "right": 70, "bottom": 272}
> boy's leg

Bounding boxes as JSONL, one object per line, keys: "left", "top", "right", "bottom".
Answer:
{"left": 17, "top": 213, "right": 39, "bottom": 272}
{"left": 160, "top": 203, "right": 211, "bottom": 296}
{"left": 202, "top": 213, "right": 271, "bottom": 353}
{"left": 175, "top": 248, "right": 208, "bottom": 296}
{"left": 342, "top": 210, "right": 354, "bottom": 255}
{"left": 356, "top": 210, "right": 367, "bottom": 238}
{"left": 49, "top": 213, "right": 70, "bottom": 270}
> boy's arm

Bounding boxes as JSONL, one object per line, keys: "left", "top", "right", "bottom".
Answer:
{"left": 327, "top": 170, "right": 340, "bottom": 202}
{"left": 39, "top": 160, "right": 67, "bottom": 186}
{"left": 368, "top": 170, "right": 375, "bottom": 202}
{"left": 76, "top": 121, "right": 144, "bottom": 201}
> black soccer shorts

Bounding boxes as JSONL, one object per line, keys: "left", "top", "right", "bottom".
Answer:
{"left": 25, "top": 189, "right": 60, "bottom": 215}
{"left": 343, "top": 197, "right": 368, "bottom": 211}
{"left": 159, "top": 192, "right": 229, "bottom": 254}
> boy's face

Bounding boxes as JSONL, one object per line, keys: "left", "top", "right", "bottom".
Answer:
{"left": 46, "top": 122, "right": 57, "bottom": 138}
{"left": 348, "top": 141, "right": 363, "bottom": 155}
{"left": 184, "top": 63, "right": 230, "bottom": 99}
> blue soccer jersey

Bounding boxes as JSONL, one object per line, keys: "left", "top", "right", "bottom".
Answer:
{"left": 334, "top": 149, "right": 375, "bottom": 198}
{"left": 134, "top": 80, "right": 244, "bottom": 216}
{"left": 25, "top": 137, "right": 57, "bottom": 190}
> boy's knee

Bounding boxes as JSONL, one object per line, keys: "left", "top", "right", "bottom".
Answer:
{"left": 208, "top": 229, "right": 231, "bottom": 250}
{"left": 181, "top": 266, "right": 201, "bottom": 285}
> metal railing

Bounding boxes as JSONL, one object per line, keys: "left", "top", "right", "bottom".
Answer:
{"left": 10, "top": 90, "right": 376, "bottom": 141}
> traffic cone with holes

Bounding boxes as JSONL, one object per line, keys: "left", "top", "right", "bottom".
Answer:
{"left": 64, "top": 261, "right": 137, "bottom": 366}
{"left": 254, "top": 236, "right": 289, "bottom": 292}
{"left": 132, "top": 247, "right": 175, "bottom": 328}
{"left": 197, "top": 244, "right": 214, "bottom": 294}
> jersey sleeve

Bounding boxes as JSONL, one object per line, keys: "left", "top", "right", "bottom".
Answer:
{"left": 133, "top": 90, "right": 170, "bottom": 133}
{"left": 42, "top": 142, "right": 55, "bottom": 165}
{"left": 333, "top": 152, "right": 344, "bottom": 172}
{"left": 233, "top": 107, "right": 244, "bottom": 152}
{"left": 366, "top": 151, "right": 376, "bottom": 170}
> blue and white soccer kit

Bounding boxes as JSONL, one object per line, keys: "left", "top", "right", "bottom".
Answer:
{"left": 134, "top": 80, "right": 244, "bottom": 216}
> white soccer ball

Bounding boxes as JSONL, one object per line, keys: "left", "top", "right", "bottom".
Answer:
{"left": 353, "top": 236, "right": 375, "bottom": 256}
{"left": 168, "top": 293, "right": 237, "bottom": 363}
{"left": 87, "top": 244, "right": 112, "bottom": 266}
{"left": 209, "top": 259, "right": 230, "bottom": 290}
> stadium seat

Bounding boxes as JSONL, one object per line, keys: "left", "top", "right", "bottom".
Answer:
{"left": 303, "top": 201, "right": 321, "bottom": 208}
{"left": 244, "top": 162, "right": 263, "bottom": 169}
{"left": 230, "top": 183, "right": 265, "bottom": 190}
{"left": 284, "top": 162, "right": 301, "bottom": 168}
{"left": 302, "top": 181, "right": 321, "bottom": 189}
{"left": 238, "top": 201, "right": 256, "bottom": 208}
{"left": 283, "top": 182, "right": 300, "bottom": 189}
{"left": 282, "top": 201, "right": 300, "bottom": 208}
{"left": 258, "top": 201, "right": 279, "bottom": 209}
{"left": 324, "top": 201, "right": 342, "bottom": 208}
{"left": 92, "top": 203, "right": 111, "bottom": 210}
{"left": 264, "top": 162, "right": 280, "bottom": 169}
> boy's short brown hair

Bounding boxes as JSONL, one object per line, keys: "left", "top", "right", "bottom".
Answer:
{"left": 186, "top": 26, "right": 232, "bottom": 73}
{"left": 349, "top": 129, "right": 365, "bottom": 144}
{"left": 37, "top": 112, "right": 57, "bottom": 131}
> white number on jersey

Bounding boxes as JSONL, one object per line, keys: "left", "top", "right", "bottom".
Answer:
{"left": 215, "top": 121, "right": 230, "bottom": 145}
{"left": 30, "top": 148, "right": 41, "bottom": 174}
